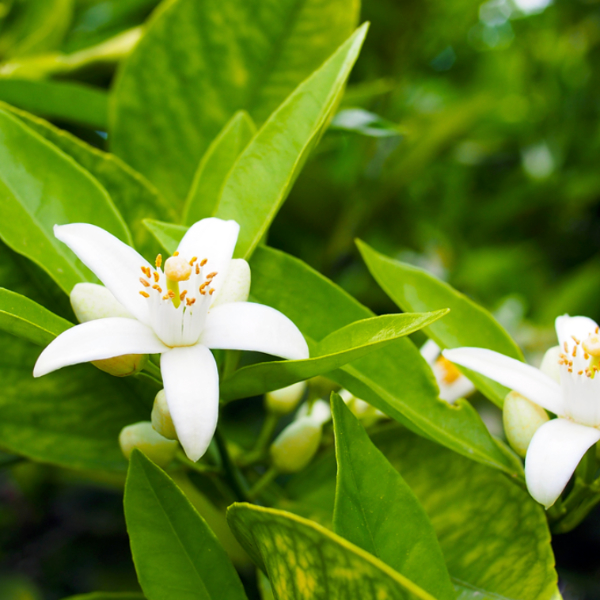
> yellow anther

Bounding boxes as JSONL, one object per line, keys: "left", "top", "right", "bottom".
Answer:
{"left": 139, "top": 291, "right": 150, "bottom": 298}
{"left": 139, "top": 278, "right": 150, "bottom": 287}
{"left": 180, "top": 290, "right": 187, "bottom": 301}
{"left": 209, "top": 288, "right": 215, "bottom": 295}
{"left": 186, "top": 297, "right": 196, "bottom": 306}
{"left": 200, "top": 258, "right": 208, "bottom": 266}
{"left": 173, "top": 251, "right": 179, "bottom": 256}
{"left": 564, "top": 342, "right": 568, "bottom": 352}
{"left": 141, "top": 266, "right": 151, "bottom": 278}
{"left": 153, "top": 271, "right": 159, "bottom": 283}
{"left": 206, "top": 271, "right": 218, "bottom": 279}
{"left": 189, "top": 256, "right": 197, "bottom": 266}
{"left": 155, "top": 254, "right": 162, "bottom": 268}
{"left": 164, "top": 256, "right": 192, "bottom": 282}
{"left": 435, "top": 356, "right": 462, "bottom": 385}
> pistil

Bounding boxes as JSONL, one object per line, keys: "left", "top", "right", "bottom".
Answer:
{"left": 164, "top": 255, "right": 192, "bottom": 308}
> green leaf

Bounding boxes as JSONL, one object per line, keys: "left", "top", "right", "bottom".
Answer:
{"left": 183, "top": 111, "right": 256, "bottom": 225}
{"left": 142, "top": 220, "right": 185, "bottom": 255}
{"left": 0, "top": 287, "right": 71, "bottom": 346}
{"left": 0, "top": 107, "right": 132, "bottom": 294}
{"left": 110, "top": 0, "right": 359, "bottom": 204}
{"left": 0, "top": 79, "right": 108, "bottom": 129}
{"left": 227, "top": 503, "right": 434, "bottom": 600}
{"left": 0, "top": 331, "right": 153, "bottom": 472}
{"left": 61, "top": 594, "right": 145, "bottom": 600}
{"left": 286, "top": 425, "right": 557, "bottom": 600}
{"left": 214, "top": 24, "right": 368, "bottom": 259}
{"left": 331, "top": 394, "right": 455, "bottom": 600}
{"left": 249, "top": 245, "right": 522, "bottom": 477}
{"left": 358, "top": 240, "right": 523, "bottom": 407}
{"left": 1, "top": 102, "right": 175, "bottom": 257}
{"left": 125, "top": 451, "right": 248, "bottom": 600}
{"left": 221, "top": 311, "right": 447, "bottom": 402}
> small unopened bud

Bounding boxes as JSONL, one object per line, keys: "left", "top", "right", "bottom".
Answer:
{"left": 265, "top": 381, "right": 307, "bottom": 415}
{"left": 296, "top": 399, "right": 331, "bottom": 426}
{"left": 165, "top": 255, "right": 192, "bottom": 282}
{"left": 70, "top": 283, "right": 147, "bottom": 377}
{"left": 270, "top": 417, "right": 322, "bottom": 473}
{"left": 119, "top": 422, "right": 178, "bottom": 467}
{"left": 151, "top": 390, "right": 178, "bottom": 440}
{"left": 211, "top": 259, "right": 251, "bottom": 307}
{"left": 339, "top": 389, "right": 377, "bottom": 419}
{"left": 503, "top": 391, "right": 549, "bottom": 458}
{"left": 539, "top": 345, "right": 561, "bottom": 383}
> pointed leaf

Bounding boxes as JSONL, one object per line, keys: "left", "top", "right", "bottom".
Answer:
{"left": 215, "top": 24, "right": 368, "bottom": 259}
{"left": 61, "top": 594, "right": 145, "bottom": 600}
{"left": 358, "top": 240, "right": 523, "bottom": 407}
{"left": 0, "top": 107, "right": 132, "bottom": 294}
{"left": 183, "top": 111, "right": 256, "bottom": 224}
{"left": 227, "top": 504, "right": 435, "bottom": 600}
{"left": 125, "top": 451, "right": 248, "bottom": 600}
{"left": 111, "top": 0, "right": 359, "bottom": 203}
{"left": 0, "top": 287, "right": 71, "bottom": 346}
{"left": 1, "top": 102, "right": 175, "bottom": 257}
{"left": 331, "top": 394, "right": 455, "bottom": 600}
{"left": 221, "top": 311, "right": 447, "bottom": 402}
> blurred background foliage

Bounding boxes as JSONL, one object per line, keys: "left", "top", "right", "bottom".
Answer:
{"left": 1, "top": 0, "right": 600, "bottom": 598}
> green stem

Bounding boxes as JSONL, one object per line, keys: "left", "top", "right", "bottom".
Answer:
{"left": 237, "top": 413, "right": 279, "bottom": 467}
{"left": 248, "top": 467, "right": 279, "bottom": 500}
{"left": 143, "top": 359, "right": 162, "bottom": 382}
{"left": 214, "top": 427, "right": 250, "bottom": 503}
{"left": 176, "top": 451, "right": 221, "bottom": 475}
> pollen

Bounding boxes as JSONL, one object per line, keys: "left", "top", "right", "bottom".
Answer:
{"left": 200, "top": 258, "right": 208, "bottom": 266}
{"left": 206, "top": 271, "right": 217, "bottom": 279}
{"left": 155, "top": 254, "right": 162, "bottom": 268}
{"left": 139, "top": 278, "right": 150, "bottom": 287}
{"left": 180, "top": 290, "right": 187, "bottom": 301}
{"left": 165, "top": 255, "right": 192, "bottom": 282}
{"left": 153, "top": 271, "right": 159, "bottom": 282}
{"left": 139, "top": 291, "right": 150, "bottom": 298}
{"left": 209, "top": 288, "right": 215, "bottom": 295}
{"left": 436, "top": 356, "right": 462, "bottom": 385}
{"left": 195, "top": 264, "right": 200, "bottom": 274}
{"left": 186, "top": 297, "right": 196, "bottom": 306}
{"left": 173, "top": 251, "right": 179, "bottom": 256}
{"left": 141, "top": 266, "right": 151, "bottom": 278}
{"left": 189, "top": 256, "right": 197, "bottom": 265}
{"left": 152, "top": 284, "right": 162, "bottom": 292}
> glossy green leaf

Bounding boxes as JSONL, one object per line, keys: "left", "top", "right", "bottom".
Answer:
{"left": 227, "top": 504, "right": 434, "bottom": 600}
{"left": 214, "top": 24, "right": 368, "bottom": 259}
{"left": 0, "top": 107, "right": 132, "bottom": 294}
{"left": 125, "top": 451, "right": 248, "bottom": 600}
{"left": 0, "top": 331, "right": 153, "bottom": 472}
{"left": 0, "top": 287, "right": 71, "bottom": 346}
{"left": 358, "top": 240, "right": 523, "bottom": 407}
{"left": 0, "top": 79, "right": 108, "bottom": 129}
{"left": 221, "top": 311, "right": 447, "bottom": 402}
{"left": 1, "top": 102, "right": 175, "bottom": 257}
{"left": 61, "top": 594, "right": 145, "bottom": 600}
{"left": 249, "top": 245, "right": 522, "bottom": 477}
{"left": 111, "top": 0, "right": 359, "bottom": 203}
{"left": 331, "top": 394, "right": 455, "bottom": 600}
{"left": 285, "top": 425, "right": 557, "bottom": 600}
{"left": 183, "top": 111, "right": 256, "bottom": 225}
{"left": 142, "top": 219, "right": 184, "bottom": 255}
{"left": 0, "top": 0, "right": 72, "bottom": 58}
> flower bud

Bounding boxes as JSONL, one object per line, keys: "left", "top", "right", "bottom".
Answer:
{"left": 339, "top": 389, "right": 377, "bottom": 419}
{"left": 265, "top": 381, "right": 307, "bottom": 415}
{"left": 539, "top": 345, "right": 561, "bottom": 383}
{"left": 70, "top": 283, "right": 147, "bottom": 377}
{"left": 270, "top": 417, "right": 322, "bottom": 473}
{"left": 296, "top": 399, "right": 331, "bottom": 426}
{"left": 503, "top": 391, "right": 550, "bottom": 458}
{"left": 151, "top": 390, "right": 178, "bottom": 440}
{"left": 119, "top": 422, "right": 178, "bottom": 468}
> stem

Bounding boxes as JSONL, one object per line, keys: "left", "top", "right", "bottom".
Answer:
{"left": 143, "top": 360, "right": 162, "bottom": 382}
{"left": 214, "top": 427, "right": 250, "bottom": 503}
{"left": 248, "top": 467, "right": 279, "bottom": 500}
{"left": 237, "top": 413, "right": 279, "bottom": 467}
{"left": 553, "top": 491, "right": 600, "bottom": 533}
{"left": 176, "top": 451, "right": 221, "bottom": 475}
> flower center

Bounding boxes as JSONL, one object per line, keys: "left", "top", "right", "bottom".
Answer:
{"left": 558, "top": 327, "right": 600, "bottom": 379}
{"left": 137, "top": 252, "right": 218, "bottom": 346}
{"left": 436, "top": 355, "right": 462, "bottom": 384}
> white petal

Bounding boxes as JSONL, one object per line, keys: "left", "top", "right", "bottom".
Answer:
{"left": 160, "top": 345, "right": 219, "bottom": 461}
{"left": 71, "top": 282, "right": 133, "bottom": 323}
{"left": 55, "top": 223, "right": 151, "bottom": 325}
{"left": 420, "top": 339, "right": 441, "bottom": 365}
{"left": 199, "top": 302, "right": 309, "bottom": 360}
{"left": 437, "top": 374, "right": 475, "bottom": 404}
{"left": 33, "top": 318, "right": 168, "bottom": 377}
{"left": 211, "top": 259, "right": 251, "bottom": 308}
{"left": 525, "top": 418, "right": 600, "bottom": 508}
{"left": 443, "top": 347, "right": 565, "bottom": 416}
{"left": 555, "top": 315, "right": 599, "bottom": 349}
{"left": 176, "top": 218, "right": 239, "bottom": 293}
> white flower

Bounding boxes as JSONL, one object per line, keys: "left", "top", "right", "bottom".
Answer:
{"left": 420, "top": 339, "right": 475, "bottom": 403}
{"left": 443, "top": 315, "right": 600, "bottom": 508}
{"left": 34, "top": 218, "right": 309, "bottom": 461}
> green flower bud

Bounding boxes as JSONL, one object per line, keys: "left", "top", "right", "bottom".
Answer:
{"left": 265, "top": 381, "right": 307, "bottom": 415}
{"left": 71, "top": 283, "right": 147, "bottom": 377}
{"left": 151, "top": 390, "right": 178, "bottom": 440}
{"left": 119, "top": 422, "right": 178, "bottom": 468}
{"left": 539, "top": 345, "right": 561, "bottom": 383}
{"left": 503, "top": 391, "right": 550, "bottom": 458}
{"left": 270, "top": 417, "right": 322, "bottom": 473}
